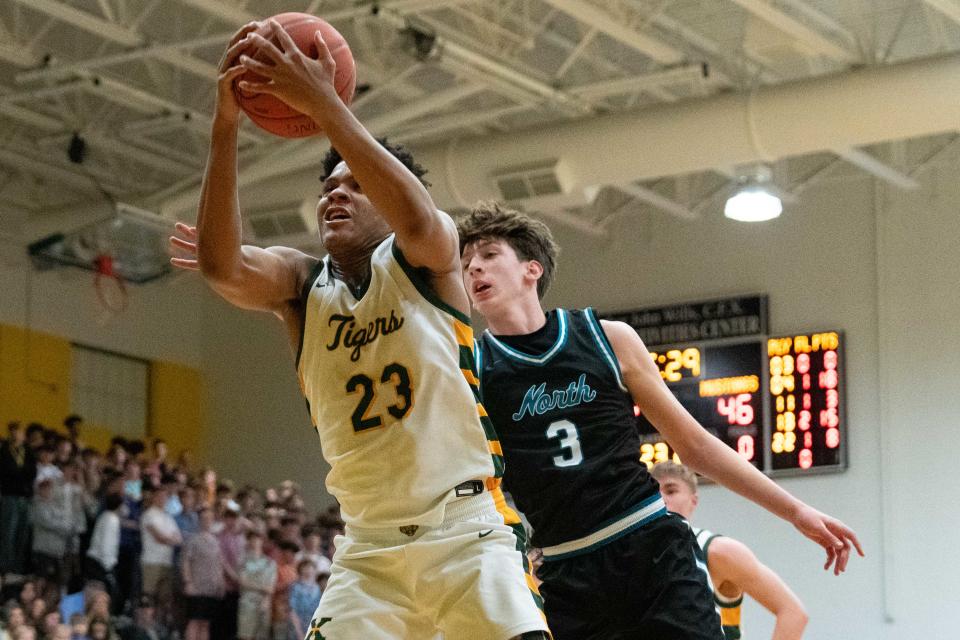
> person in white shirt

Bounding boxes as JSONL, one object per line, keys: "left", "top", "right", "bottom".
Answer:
{"left": 85, "top": 493, "right": 124, "bottom": 599}
{"left": 140, "top": 485, "right": 182, "bottom": 625}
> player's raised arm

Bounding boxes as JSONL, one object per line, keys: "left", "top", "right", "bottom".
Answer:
{"left": 196, "top": 23, "right": 313, "bottom": 314}
{"left": 708, "top": 536, "right": 809, "bottom": 640}
{"left": 236, "top": 20, "right": 458, "bottom": 275}
{"left": 600, "top": 319, "right": 864, "bottom": 575}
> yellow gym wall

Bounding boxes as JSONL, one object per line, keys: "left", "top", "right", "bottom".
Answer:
{"left": 0, "top": 324, "right": 71, "bottom": 431}
{"left": 149, "top": 361, "right": 204, "bottom": 460}
{"left": 0, "top": 323, "right": 203, "bottom": 456}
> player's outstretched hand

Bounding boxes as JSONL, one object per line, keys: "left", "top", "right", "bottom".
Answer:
{"left": 237, "top": 19, "right": 339, "bottom": 117}
{"left": 791, "top": 504, "right": 864, "bottom": 576}
{"left": 169, "top": 222, "right": 200, "bottom": 271}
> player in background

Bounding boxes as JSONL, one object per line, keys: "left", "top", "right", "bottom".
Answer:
{"left": 457, "top": 202, "right": 862, "bottom": 639}
{"left": 652, "top": 461, "right": 809, "bottom": 640}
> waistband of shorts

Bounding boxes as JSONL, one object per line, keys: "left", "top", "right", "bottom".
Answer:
{"left": 541, "top": 493, "right": 667, "bottom": 561}
{"left": 345, "top": 481, "right": 493, "bottom": 544}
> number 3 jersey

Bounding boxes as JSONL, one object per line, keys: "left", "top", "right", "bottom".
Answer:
{"left": 477, "top": 308, "right": 662, "bottom": 550}
{"left": 296, "top": 236, "right": 499, "bottom": 529}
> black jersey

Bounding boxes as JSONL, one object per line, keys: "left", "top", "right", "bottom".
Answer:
{"left": 477, "top": 308, "right": 663, "bottom": 551}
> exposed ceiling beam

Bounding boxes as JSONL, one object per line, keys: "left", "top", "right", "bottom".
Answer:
{"left": 614, "top": 183, "right": 697, "bottom": 220}
{"left": 16, "top": 32, "right": 231, "bottom": 84}
{"left": 0, "top": 104, "right": 63, "bottom": 131}
{"left": 569, "top": 64, "right": 711, "bottom": 101}
{"left": 437, "top": 36, "right": 594, "bottom": 115}
{"left": 834, "top": 147, "right": 920, "bottom": 190}
{"left": 0, "top": 146, "right": 114, "bottom": 194}
{"left": 173, "top": 0, "right": 258, "bottom": 24}
{"left": 922, "top": 0, "right": 960, "bottom": 26}
{"left": 8, "top": 0, "right": 144, "bottom": 47}
{"left": 777, "top": 0, "right": 858, "bottom": 49}
{"left": 0, "top": 41, "right": 42, "bottom": 67}
{"left": 651, "top": 12, "right": 774, "bottom": 83}
{"left": 84, "top": 76, "right": 267, "bottom": 144}
{"left": 540, "top": 0, "right": 685, "bottom": 64}
{"left": 395, "top": 104, "right": 529, "bottom": 142}
{"left": 729, "top": 0, "right": 857, "bottom": 62}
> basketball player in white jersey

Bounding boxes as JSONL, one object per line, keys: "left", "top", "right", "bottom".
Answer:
{"left": 172, "top": 21, "right": 549, "bottom": 639}
{"left": 652, "top": 462, "right": 808, "bottom": 640}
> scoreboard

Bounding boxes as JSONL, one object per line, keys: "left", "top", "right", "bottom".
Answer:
{"left": 634, "top": 331, "right": 846, "bottom": 476}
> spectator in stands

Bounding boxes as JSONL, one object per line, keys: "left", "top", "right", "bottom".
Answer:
{"left": 55, "top": 439, "right": 75, "bottom": 469}
{"left": 115, "top": 474, "right": 142, "bottom": 615}
{"left": 24, "top": 424, "right": 45, "bottom": 453}
{"left": 270, "top": 542, "right": 298, "bottom": 640}
{"left": 63, "top": 416, "right": 84, "bottom": 453}
{"left": 214, "top": 506, "right": 244, "bottom": 640}
{"left": 160, "top": 475, "right": 181, "bottom": 520}
{"left": 1, "top": 603, "right": 28, "bottom": 640}
{"left": 181, "top": 508, "right": 224, "bottom": 640}
{"left": 144, "top": 441, "right": 169, "bottom": 481}
{"left": 287, "top": 560, "right": 320, "bottom": 640}
{"left": 140, "top": 485, "right": 181, "bottom": 626}
{"left": 1, "top": 422, "right": 36, "bottom": 580}
{"left": 237, "top": 531, "right": 275, "bottom": 640}
{"left": 68, "top": 613, "right": 88, "bottom": 640}
{"left": 31, "top": 477, "right": 73, "bottom": 587}
{"left": 86, "top": 494, "right": 124, "bottom": 600}
{"left": 295, "top": 528, "right": 331, "bottom": 577}
{"left": 34, "top": 445, "right": 62, "bottom": 488}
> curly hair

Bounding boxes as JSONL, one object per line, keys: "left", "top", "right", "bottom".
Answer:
{"left": 456, "top": 201, "right": 559, "bottom": 299}
{"left": 319, "top": 138, "right": 430, "bottom": 187}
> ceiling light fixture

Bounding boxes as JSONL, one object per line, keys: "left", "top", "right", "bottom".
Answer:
{"left": 724, "top": 165, "right": 783, "bottom": 222}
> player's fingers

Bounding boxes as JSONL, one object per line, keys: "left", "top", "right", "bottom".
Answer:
{"left": 823, "top": 545, "right": 836, "bottom": 571}
{"left": 836, "top": 543, "right": 851, "bottom": 575}
{"left": 313, "top": 32, "right": 336, "bottom": 74}
{"left": 228, "top": 21, "right": 260, "bottom": 48}
{"left": 245, "top": 32, "right": 283, "bottom": 64}
{"left": 221, "top": 43, "right": 253, "bottom": 74}
{"left": 169, "top": 236, "right": 197, "bottom": 252}
{"left": 173, "top": 222, "right": 195, "bottom": 235}
{"left": 239, "top": 54, "right": 273, "bottom": 76}
{"left": 840, "top": 526, "right": 865, "bottom": 557}
{"left": 221, "top": 25, "right": 260, "bottom": 70}
{"left": 237, "top": 79, "right": 277, "bottom": 96}
{"left": 270, "top": 19, "right": 299, "bottom": 55}
{"left": 170, "top": 258, "right": 200, "bottom": 271}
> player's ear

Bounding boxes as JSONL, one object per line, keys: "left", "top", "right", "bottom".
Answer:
{"left": 691, "top": 492, "right": 699, "bottom": 510}
{"left": 525, "top": 259, "right": 544, "bottom": 281}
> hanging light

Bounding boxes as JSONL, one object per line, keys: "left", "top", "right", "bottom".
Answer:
{"left": 724, "top": 165, "right": 782, "bottom": 222}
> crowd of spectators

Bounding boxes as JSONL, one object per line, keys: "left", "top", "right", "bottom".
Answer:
{"left": 0, "top": 417, "right": 341, "bottom": 640}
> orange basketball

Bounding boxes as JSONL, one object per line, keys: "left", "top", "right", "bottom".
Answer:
{"left": 234, "top": 13, "right": 356, "bottom": 138}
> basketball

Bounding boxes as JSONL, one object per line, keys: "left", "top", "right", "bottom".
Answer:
{"left": 234, "top": 12, "right": 356, "bottom": 138}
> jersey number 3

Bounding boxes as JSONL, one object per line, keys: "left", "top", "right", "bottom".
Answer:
{"left": 546, "top": 419, "right": 583, "bottom": 467}
{"left": 346, "top": 363, "right": 413, "bottom": 432}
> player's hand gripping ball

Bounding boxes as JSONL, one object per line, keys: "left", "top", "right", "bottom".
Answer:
{"left": 233, "top": 12, "right": 356, "bottom": 138}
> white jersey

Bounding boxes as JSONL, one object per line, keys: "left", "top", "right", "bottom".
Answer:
{"left": 296, "top": 236, "right": 501, "bottom": 528}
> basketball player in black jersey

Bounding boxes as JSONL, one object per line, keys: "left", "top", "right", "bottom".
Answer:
{"left": 457, "top": 202, "right": 863, "bottom": 640}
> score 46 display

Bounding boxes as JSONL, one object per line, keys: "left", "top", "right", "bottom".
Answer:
{"left": 635, "top": 331, "right": 846, "bottom": 476}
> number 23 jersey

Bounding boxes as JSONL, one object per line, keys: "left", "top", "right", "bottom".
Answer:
{"left": 477, "top": 308, "right": 660, "bottom": 548}
{"left": 296, "top": 236, "right": 499, "bottom": 529}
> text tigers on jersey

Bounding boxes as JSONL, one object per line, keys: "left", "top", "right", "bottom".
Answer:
{"left": 512, "top": 373, "right": 597, "bottom": 421}
{"left": 326, "top": 310, "right": 404, "bottom": 361}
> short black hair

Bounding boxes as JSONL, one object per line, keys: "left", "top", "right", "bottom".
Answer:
{"left": 320, "top": 138, "right": 430, "bottom": 188}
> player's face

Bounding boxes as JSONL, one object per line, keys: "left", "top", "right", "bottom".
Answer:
{"left": 461, "top": 239, "right": 541, "bottom": 317}
{"left": 317, "top": 162, "right": 391, "bottom": 253}
{"left": 657, "top": 477, "right": 698, "bottom": 519}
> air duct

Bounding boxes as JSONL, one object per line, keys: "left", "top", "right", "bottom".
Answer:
{"left": 412, "top": 52, "right": 960, "bottom": 208}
